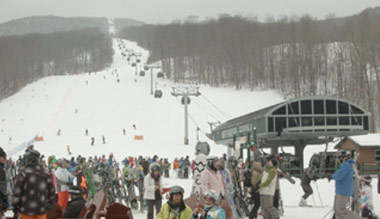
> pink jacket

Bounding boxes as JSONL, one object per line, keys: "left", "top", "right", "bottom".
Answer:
{"left": 201, "top": 167, "right": 225, "bottom": 196}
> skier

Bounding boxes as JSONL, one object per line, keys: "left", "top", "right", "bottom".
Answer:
{"left": 133, "top": 124, "right": 136, "bottom": 130}
{"left": 183, "top": 156, "right": 190, "bottom": 179}
{"left": 259, "top": 158, "right": 279, "bottom": 219}
{"left": 249, "top": 160, "right": 263, "bottom": 219}
{"left": 12, "top": 149, "right": 56, "bottom": 218}
{"left": 156, "top": 185, "right": 193, "bottom": 219}
{"left": 330, "top": 151, "right": 361, "bottom": 219}
{"left": 85, "top": 129, "right": 88, "bottom": 136}
{"left": 91, "top": 137, "right": 95, "bottom": 146}
{"left": 55, "top": 159, "right": 74, "bottom": 211}
{"left": 360, "top": 176, "right": 377, "bottom": 219}
{"left": 57, "top": 129, "right": 61, "bottom": 136}
{"left": 123, "top": 129, "right": 126, "bottom": 136}
{"left": 299, "top": 166, "right": 317, "bottom": 206}
{"left": 192, "top": 190, "right": 226, "bottom": 219}
{"left": 173, "top": 158, "right": 180, "bottom": 179}
{"left": 0, "top": 147, "right": 8, "bottom": 217}
{"left": 67, "top": 145, "right": 72, "bottom": 155}
{"left": 144, "top": 163, "right": 162, "bottom": 219}
{"left": 201, "top": 156, "right": 225, "bottom": 198}
{"left": 102, "top": 136, "right": 106, "bottom": 144}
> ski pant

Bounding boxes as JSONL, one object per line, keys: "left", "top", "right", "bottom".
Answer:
{"left": 333, "top": 194, "right": 361, "bottom": 219}
{"left": 273, "top": 189, "right": 280, "bottom": 209}
{"left": 146, "top": 199, "right": 162, "bottom": 219}
{"left": 174, "top": 169, "right": 180, "bottom": 179}
{"left": 57, "top": 191, "right": 69, "bottom": 211}
{"left": 249, "top": 190, "right": 261, "bottom": 219}
{"left": 183, "top": 167, "right": 189, "bottom": 179}
{"left": 301, "top": 183, "right": 313, "bottom": 200}
{"left": 21, "top": 214, "right": 47, "bottom": 219}
{"left": 260, "top": 195, "right": 279, "bottom": 219}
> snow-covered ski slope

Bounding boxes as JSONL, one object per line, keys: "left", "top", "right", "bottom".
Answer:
{"left": 0, "top": 38, "right": 283, "bottom": 160}
{"left": 1, "top": 38, "right": 379, "bottom": 218}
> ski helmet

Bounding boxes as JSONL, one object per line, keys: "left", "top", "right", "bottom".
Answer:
{"left": 169, "top": 185, "right": 184, "bottom": 196}
{"left": 204, "top": 190, "right": 219, "bottom": 202}
{"left": 150, "top": 162, "right": 160, "bottom": 172}
{"left": 206, "top": 155, "right": 219, "bottom": 168}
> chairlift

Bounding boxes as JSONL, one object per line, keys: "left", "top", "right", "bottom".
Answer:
{"left": 139, "top": 71, "right": 145, "bottom": 77}
{"left": 136, "top": 59, "right": 141, "bottom": 63}
{"left": 154, "top": 90, "right": 163, "bottom": 98}
{"left": 181, "top": 96, "right": 191, "bottom": 105}
{"left": 144, "top": 66, "right": 149, "bottom": 71}
{"left": 127, "top": 57, "right": 130, "bottom": 61}
{"left": 131, "top": 63, "right": 136, "bottom": 67}
{"left": 195, "top": 141, "right": 210, "bottom": 155}
{"left": 157, "top": 72, "right": 164, "bottom": 78}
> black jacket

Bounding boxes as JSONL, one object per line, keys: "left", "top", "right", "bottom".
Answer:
{"left": 63, "top": 196, "right": 86, "bottom": 218}
{"left": 0, "top": 163, "right": 7, "bottom": 211}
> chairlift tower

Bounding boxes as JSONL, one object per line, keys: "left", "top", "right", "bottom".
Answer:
{"left": 148, "top": 64, "right": 161, "bottom": 95}
{"left": 171, "top": 87, "right": 201, "bottom": 145}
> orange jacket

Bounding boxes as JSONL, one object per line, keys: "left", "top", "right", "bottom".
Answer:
{"left": 173, "top": 161, "right": 180, "bottom": 169}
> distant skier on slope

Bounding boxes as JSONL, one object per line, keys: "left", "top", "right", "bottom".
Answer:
{"left": 91, "top": 137, "right": 95, "bottom": 146}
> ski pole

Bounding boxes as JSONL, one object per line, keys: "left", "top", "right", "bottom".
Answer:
{"left": 311, "top": 193, "right": 316, "bottom": 206}
{"left": 321, "top": 208, "right": 334, "bottom": 219}
{"left": 314, "top": 181, "right": 324, "bottom": 206}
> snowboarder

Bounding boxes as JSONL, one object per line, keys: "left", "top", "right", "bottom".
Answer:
{"left": 91, "top": 137, "right": 95, "bottom": 146}
{"left": 299, "top": 166, "right": 317, "bottom": 206}
{"left": 330, "top": 151, "right": 361, "bottom": 219}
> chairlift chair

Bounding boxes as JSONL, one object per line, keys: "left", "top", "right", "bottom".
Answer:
{"left": 136, "top": 59, "right": 141, "bottom": 63}
{"left": 131, "top": 63, "right": 136, "bottom": 67}
{"left": 157, "top": 72, "right": 164, "bottom": 78}
{"left": 181, "top": 96, "right": 191, "bottom": 105}
{"left": 144, "top": 66, "right": 149, "bottom": 71}
{"left": 154, "top": 90, "right": 163, "bottom": 98}
{"left": 139, "top": 71, "right": 145, "bottom": 76}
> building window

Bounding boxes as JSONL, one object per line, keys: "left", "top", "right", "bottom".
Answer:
{"left": 339, "top": 117, "right": 350, "bottom": 125}
{"left": 273, "top": 106, "right": 286, "bottom": 115}
{"left": 350, "top": 105, "right": 364, "bottom": 114}
{"left": 327, "top": 117, "right": 337, "bottom": 125}
{"left": 326, "top": 100, "right": 337, "bottom": 114}
{"left": 351, "top": 116, "right": 362, "bottom": 125}
{"left": 338, "top": 101, "right": 349, "bottom": 114}
{"left": 314, "top": 100, "right": 324, "bottom": 114}
{"left": 275, "top": 117, "right": 287, "bottom": 132}
{"left": 288, "top": 117, "right": 299, "bottom": 127}
{"left": 288, "top": 102, "right": 299, "bottom": 115}
{"left": 301, "top": 100, "right": 312, "bottom": 114}
{"left": 375, "top": 149, "right": 380, "bottom": 164}
{"left": 301, "top": 117, "right": 312, "bottom": 126}
{"left": 268, "top": 117, "right": 274, "bottom": 132}
{"left": 314, "top": 117, "right": 325, "bottom": 126}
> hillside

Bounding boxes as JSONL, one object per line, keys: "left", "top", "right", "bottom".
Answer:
{"left": 0, "top": 16, "right": 143, "bottom": 36}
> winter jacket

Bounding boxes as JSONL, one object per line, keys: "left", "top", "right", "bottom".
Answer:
{"left": 301, "top": 167, "right": 315, "bottom": 185}
{"left": 63, "top": 196, "right": 86, "bottom": 218}
{"left": 0, "top": 163, "right": 8, "bottom": 212}
{"left": 331, "top": 159, "right": 355, "bottom": 197}
{"left": 259, "top": 165, "right": 277, "bottom": 196}
{"left": 201, "top": 166, "right": 225, "bottom": 196}
{"left": 173, "top": 161, "right": 180, "bottom": 170}
{"left": 12, "top": 163, "right": 56, "bottom": 215}
{"left": 250, "top": 161, "right": 263, "bottom": 190}
{"left": 360, "top": 185, "right": 373, "bottom": 210}
{"left": 55, "top": 167, "right": 73, "bottom": 192}
{"left": 191, "top": 206, "right": 226, "bottom": 219}
{"left": 156, "top": 202, "right": 193, "bottom": 219}
{"left": 144, "top": 174, "right": 162, "bottom": 200}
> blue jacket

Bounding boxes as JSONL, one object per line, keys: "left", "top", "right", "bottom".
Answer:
{"left": 331, "top": 159, "right": 355, "bottom": 196}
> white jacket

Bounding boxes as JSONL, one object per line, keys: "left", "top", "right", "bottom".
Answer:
{"left": 259, "top": 168, "right": 277, "bottom": 196}
{"left": 144, "top": 174, "right": 162, "bottom": 200}
{"left": 54, "top": 167, "right": 73, "bottom": 192}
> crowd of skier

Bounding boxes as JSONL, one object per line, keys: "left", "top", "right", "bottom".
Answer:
{"left": 0, "top": 144, "right": 378, "bottom": 219}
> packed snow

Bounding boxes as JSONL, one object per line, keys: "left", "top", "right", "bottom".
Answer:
{"left": 0, "top": 36, "right": 379, "bottom": 218}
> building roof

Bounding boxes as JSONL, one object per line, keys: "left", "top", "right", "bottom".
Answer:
{"left": 349, "top": 134, "right": 380, "bottom": 148}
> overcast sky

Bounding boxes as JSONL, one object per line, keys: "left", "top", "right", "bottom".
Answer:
{"left": 1, "top": 0, "right": 380, "bottom": 24}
